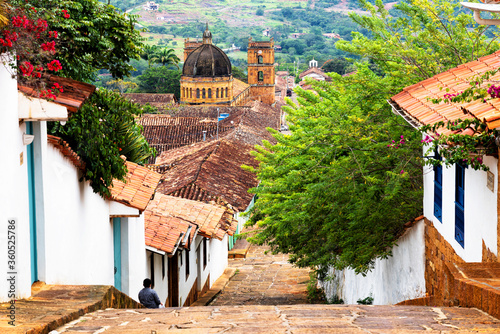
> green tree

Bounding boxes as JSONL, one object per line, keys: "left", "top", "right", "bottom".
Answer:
{"left": 141, "top": 45, "right": 160, "bottom": 68}
{"left": 246, "top": 67, "right": 423, "bottom": 274}
{"left": 155, "top": 47, "right": 180, "bottom": 68}
{"left": 13, "top": 0, "right": 144, "bottom": 82}
{"left": 336, "top": 0, "right": 500, "bottom": 86}
{"left": 322, "top": 57, "right": 351, "bottom": 75}
{"left": 232, "top": 66, "right": 247, "bottom": 82}
{"left": 105, "top": 78, "right": 138, "bottom": 93}
{"left": 137, "top": 67, "right": 181, "bottom": 97}
{"left": 246, "top": 0, "right": 500, "bottom": 275}
{"left": 256, "top": 8, "right": 264, "bottom": 16}
{"left": 50, "top": 89, "right": 155, "bottom": 197}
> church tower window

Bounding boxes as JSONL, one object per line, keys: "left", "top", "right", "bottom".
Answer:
{"left": 216, "top": 88, "right": 219, "bottom": 98}
{"left": 208, "top": 88, "right": 212, "bottom": 98}
{"left": 196, "top": 88, "right": 200, "bottom": 98}
{"left": 258, "top": 55, "right": 263, "bottom": 64}
{"left": 202, "top": 88, "right": 206, "bottom": 98}
{"left": 258, "top": 71, "right": 264, "bottom": 82}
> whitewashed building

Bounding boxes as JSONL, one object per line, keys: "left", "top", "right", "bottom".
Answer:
{"left": 322, "top": 50, "right": 500, "bottom": 306}
{"left": 0, "top": 56, "right": 161, "bottom": 302}
{"left": 144, "top": 193, "right": 236, "bottom": 306}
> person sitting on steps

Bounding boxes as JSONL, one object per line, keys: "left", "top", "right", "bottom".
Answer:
{"left": 138, "top": 278, "right": 163, "bottom": 309}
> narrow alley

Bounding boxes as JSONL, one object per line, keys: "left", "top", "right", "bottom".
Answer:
{"left": 209, "top": 244, "right": 311, "bottom": 306}
{"left": 48, "top": 243, "right": 500, "bottom": 333}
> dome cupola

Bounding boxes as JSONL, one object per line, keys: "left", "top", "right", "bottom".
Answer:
{"left": 182, "top": 24, "right": 232, "bottom": 77}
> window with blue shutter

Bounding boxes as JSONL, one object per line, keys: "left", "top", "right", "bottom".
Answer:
{"left": 455, "top": 163, "right": 465, "bottom": 247}
{"left": 434, "top": 150, "right": 443, "bottom": 222}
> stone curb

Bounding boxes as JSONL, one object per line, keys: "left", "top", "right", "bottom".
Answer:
{"left": 191, "top": 267, "right": 237, "bottom": 306}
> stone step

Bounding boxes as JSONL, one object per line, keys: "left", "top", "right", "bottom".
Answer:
{"left": 228, "top": 238, "right": 251, "bottom": 258}
{"left": 53, "top": 304, "right": 500, "bottom": 333}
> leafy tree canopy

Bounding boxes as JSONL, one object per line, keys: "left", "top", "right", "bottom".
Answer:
{"left": 245, "top": 67, "right": 423, "bottom": 275}
{"left": 246, "top": 0, "right": 500, "bottom": 275}
{"left": 49, "top": 89, "right": 155, "bottom": 197}
{"left": 336, "top": 0, "right": 500, "bottom": 85}
{"left": 13, "top": 0, "right": 144, "bottom": 82}
{"left": 137, "top": 67, "right": 181, "bottom": 97}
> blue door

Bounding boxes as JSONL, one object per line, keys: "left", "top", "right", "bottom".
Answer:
{"left": 433, "top": 151, "right": 443, "bottom": 222}
{"left": 26, "top": 122, "right": 38, "bottom": 283}
{"left": 455, "top": 164, "right": 465, "bottom": 247}
{"left": 113, "top": 218, "right": 121, "bottom": 290}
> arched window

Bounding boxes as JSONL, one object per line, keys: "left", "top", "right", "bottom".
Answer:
{"left": 208, "top": 88, "right": 212, "bottom": 98}
{"left": 225, "top": 87, "right": 228, "bottom": 98}
{"left": 258, "top": 71, "right": 264, "bottom": 82}
{"left": 202, "top": 88, "right": 206, "bottom": 98}
{"left": 216, "top": 88, "right": 219, "bottom": 98}
{"left": 258, "top": 55, "right": 263, "bottom": 64}
{"left": 190, "top": 88, "right": 192, "bottom": 99}
{"left": 196, "top": 88, "right": 200, "bottom": 98}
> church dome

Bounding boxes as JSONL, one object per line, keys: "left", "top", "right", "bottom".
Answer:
{"left": 182, "top": 44, "right": 232, "bottom": 77}
{"left": 182, "top": 25, "right": 232, "bottom": 78}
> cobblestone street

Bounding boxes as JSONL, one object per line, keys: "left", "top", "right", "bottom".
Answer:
{"left": 54, "top": 304, "right": 500, "bottom": 333}
{"left": 210, "top": 244, "right": 311, "bottom": 306}
{"left": 50, "top": 243, "right": 500, "bottom": 333}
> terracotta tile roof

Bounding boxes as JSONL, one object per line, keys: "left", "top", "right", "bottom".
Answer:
{"left": 152, "top": 100, "right": 281, "bottom": 211}
{"left": 147, "top": 193, "right": 236, "bottom": 242}
{"left": 139, "top": 113, "right": 240, "bottom": 163}
{"left": 47, "top": 135, "right": 85, "bottom": 171}
{"left": 144, "top": 209, "right": 194, "bottom": 255}
{"left": 390, "top": 50, "right": 500, "bottom": 133}
{"left": 109, "top": 160, "right": 162, "bottom": 212}
{"left": 233, "top": 78, "right": 250, "bottom": 97}
{"left": 122, "top": 93, "right": 177, "bottom": 108}
{"left": 18, "top": 75, "right": 95, "bottom": 113}
{"left": 299, "top": 67, "right": 331, "bottom": 81}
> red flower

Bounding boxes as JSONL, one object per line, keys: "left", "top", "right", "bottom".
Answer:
{"left": 61, "top": 9, "right": 70, "bottom": 19}
{"left": 19, "top": 61, "right": 34, "bottom": 77}
{"left": 47, "top": 59, "right": 62, "bottom": 72}
{"left": 41, "top": 40, "right": 56, "bottom": 52}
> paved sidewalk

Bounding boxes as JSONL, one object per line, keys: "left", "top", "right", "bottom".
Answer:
{"left": 53, "top": 304, "right": 500, "bottom": 333}
{"left": 210, "top": 244, "right": 311, "bottom": 306}
{"left": 0, "top": 283, "right": 142, "bottom": 334}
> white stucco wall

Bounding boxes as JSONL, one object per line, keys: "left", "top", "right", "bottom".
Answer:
{"left": 0, "top": 55, "right": 33, "bottom": 301}
{"left": 147, "top": 251, "right": 169, "bottom": 304}
{"left": 120, "top": 216, "right": 147, "bottom": 302}
{"left": 39, "top": 142, "right": 114, "bottom": 285}
{"left": 178, "top": 246, "right": 197, "bottom": 306}
{"left": 423, "top": 150, "right": 498, "bottom": 261}
{"left": 305, "top": 73, "right": 325, "bottom": 81}
{"left": 319, "top": 219, "right": 426, "bottom": 305}
{"left": 194, "top": 236, "right": 209, "bottom": 292}
{"left": 209, "top": 234, "right": 228, "bottom": 286}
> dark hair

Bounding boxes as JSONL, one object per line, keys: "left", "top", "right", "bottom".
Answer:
{"left": 143, "top": 278, "right": 152, "bottom": 288}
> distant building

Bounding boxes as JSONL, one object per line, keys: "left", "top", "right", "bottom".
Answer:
{"left": 290, "top": 33, "right": 306, "bottom": 39}
{"left": 298, "top": 58, "right": 331, "bottom": 89}
{"left": 323, "top": 33, "right": 341, "bottom": 39}
{"left": 181, "top": 25, "right": 275, "bottom": 106}
{"left": 143, "top": 1, "right": 159, "bottom": 10}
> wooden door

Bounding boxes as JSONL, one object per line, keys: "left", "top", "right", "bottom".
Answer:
{"left": 167, "top": 254, "right": 179, "bottom": 307}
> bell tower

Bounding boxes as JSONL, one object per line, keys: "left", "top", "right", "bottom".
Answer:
{"left": 247, "top": 37, "right": 275, "bottom": 105}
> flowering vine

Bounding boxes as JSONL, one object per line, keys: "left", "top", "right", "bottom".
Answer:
{"left": 0, "top": 4, "right": 67, "bottom": 99}
{"left": 419, "top": 118, "right": 497, "bottom": 171}
{"left": 413, "top": 68, "right": 500, "bottom": 172}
